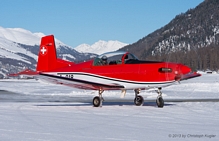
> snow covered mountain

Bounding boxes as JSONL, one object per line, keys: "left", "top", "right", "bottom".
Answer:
{"left": 119, "top": 0, "right": 219, "bottom": 71}
{"left": 0, "top": 27, "right": 44, "bottom": 46}
{"left": 0, "top": 27, "right": 68, "bottom": 48}
{"left": 0, "top": 26, "right": 128, "bottom": 78}
{"left": 0, "top": 26, "right": 97, "bottom": 78}
{"left": 74, "top": 40, "right": 128, "bottom": 55}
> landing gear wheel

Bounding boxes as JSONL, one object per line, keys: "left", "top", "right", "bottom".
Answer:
{"left": 93, "top": 96, "right": 102, "bottom": 107}
{"left": 156, "top": 96, "right": 164, "bottom": 108}
{"left": 134, "top": 95, "right": 144, "bottom": 106}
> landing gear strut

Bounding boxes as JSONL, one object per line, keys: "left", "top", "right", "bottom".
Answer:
{"left": 93, "top": 89, "right": 104, "bottom": 107}
{"left": 155, "top": 87, "right": 164, "bottom": 108}
{"left": 134, "top": 89, "right": 144, "bottom": 106}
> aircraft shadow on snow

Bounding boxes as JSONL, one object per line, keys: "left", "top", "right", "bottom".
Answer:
{"left": 35, "top": 101, "right": 175, "bottom": 107}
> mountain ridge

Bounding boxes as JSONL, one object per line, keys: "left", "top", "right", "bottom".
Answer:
{"left": 0, "top": 26, "right": 98, "bottom": 78}
{"left": 0, "top": 26, "right": 128, "bottom": 78}
{"left": 119, "top": 0, "right": 219, "bottom": 71}
{"left": 74, "top": 40, "right": 128, "bottom": 55}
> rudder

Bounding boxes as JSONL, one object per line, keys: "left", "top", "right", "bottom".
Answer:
{"left": 36, "top": 35, "right": 72, "bottom": 72}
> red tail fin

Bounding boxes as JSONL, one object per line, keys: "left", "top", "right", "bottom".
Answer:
{"left": 36, "top": 35, "right": 73, "bottom": 72}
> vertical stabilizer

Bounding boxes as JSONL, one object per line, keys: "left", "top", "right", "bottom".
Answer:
{"left": 36, "top": 35, "right": 72, "bottom": 72}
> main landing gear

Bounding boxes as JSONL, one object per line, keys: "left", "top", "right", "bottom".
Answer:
{"left": 134, "top": 89, "right": 144, "bottom": 106}
{"left": 155, "top": 87, "right": 164, "bottom": 108}
{"left": 93, "top": 89, "right": 104, "bottom": 107}
{"left": 133, "top": 88, "right": 164, "bottom": 108}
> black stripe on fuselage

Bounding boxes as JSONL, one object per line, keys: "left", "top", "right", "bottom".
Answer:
{"left": 40, "top": 73, "right": 124, "bottom": 89}
{"left": 56, "top": 72, "right": 175, "bottom": 85}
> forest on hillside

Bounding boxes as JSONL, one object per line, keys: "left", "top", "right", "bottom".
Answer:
{"left": 120, "top": 0, "right": 219, "bottom": 71}
{"left": 147, "top": 44, "right": 219, "bottom": 71}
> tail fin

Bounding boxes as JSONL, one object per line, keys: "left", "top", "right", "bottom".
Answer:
{"left": 36, "top": 35, "right": 72, "bottom": 72}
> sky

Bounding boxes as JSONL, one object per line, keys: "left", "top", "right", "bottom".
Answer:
{"left": 0, "top": 0, "right": 204, "bottom": 48}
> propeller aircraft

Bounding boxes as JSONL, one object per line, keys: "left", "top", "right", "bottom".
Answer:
{"left": 36, "top": 35, "right": 201, "bottom": 107}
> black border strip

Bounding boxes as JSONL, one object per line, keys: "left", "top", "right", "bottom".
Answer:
{"left": 40, "top": 73, "right": 124, "bottom": 89}
{"left": 55, "top": 72, "right": 175, "bottom": 85}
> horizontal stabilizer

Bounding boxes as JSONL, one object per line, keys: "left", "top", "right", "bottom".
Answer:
{"left": 181, "top": 72, "right": 201, "bottom": 81}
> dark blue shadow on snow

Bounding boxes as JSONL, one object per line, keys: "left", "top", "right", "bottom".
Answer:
{"left": 35, "top": 101, "right": 175, "bottom": 107}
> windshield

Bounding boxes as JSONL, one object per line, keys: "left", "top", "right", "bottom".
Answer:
{"left": 93, "top": 51, "right": 139, "bottom": 66}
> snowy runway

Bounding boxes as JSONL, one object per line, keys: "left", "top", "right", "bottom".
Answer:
{"left": 0, "top": 74, "right": 219, "bottom": 141}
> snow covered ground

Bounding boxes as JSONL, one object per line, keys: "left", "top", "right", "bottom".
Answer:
{"left": 0, "top": 74, "right": 219, "bottom": 141}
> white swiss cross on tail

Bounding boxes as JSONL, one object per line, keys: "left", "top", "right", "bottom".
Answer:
{"left": 40, "top": 46, "right": 47, "bottom": 55}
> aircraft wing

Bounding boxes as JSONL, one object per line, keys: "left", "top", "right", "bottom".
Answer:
{"left": 180, "top": 72, "right": 201, "bottom": 81}
{"left": 37, "top": 73, "right": 125, "bottom": 90}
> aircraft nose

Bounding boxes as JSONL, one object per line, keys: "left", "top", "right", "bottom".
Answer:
{"left": 174, "top": 64, "right": 191, "bottom": 81}
{"left": 179, "top": 64, "right": 191, "bottom": 75}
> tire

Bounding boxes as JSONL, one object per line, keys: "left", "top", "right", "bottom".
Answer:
{"left": 156, "top": 96, "right": 164, "bottom": 108}
{"left": 93, "top": 96, "right": 101, "bottom": 107}
{"left": 134, "top": 95, "right": 144, "bottom": 106}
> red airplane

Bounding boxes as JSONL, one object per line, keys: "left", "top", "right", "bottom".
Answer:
{"left": 36, "top": 35, "right": 201, "bottom": 107}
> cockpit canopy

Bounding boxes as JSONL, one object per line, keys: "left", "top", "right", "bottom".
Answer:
{"left": 93, "top": 51, "right": 139, "bottom": 66}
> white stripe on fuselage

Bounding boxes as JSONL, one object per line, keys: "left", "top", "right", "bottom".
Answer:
{"left": 43, "top": 72, "right": 176, "bottom": 90}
